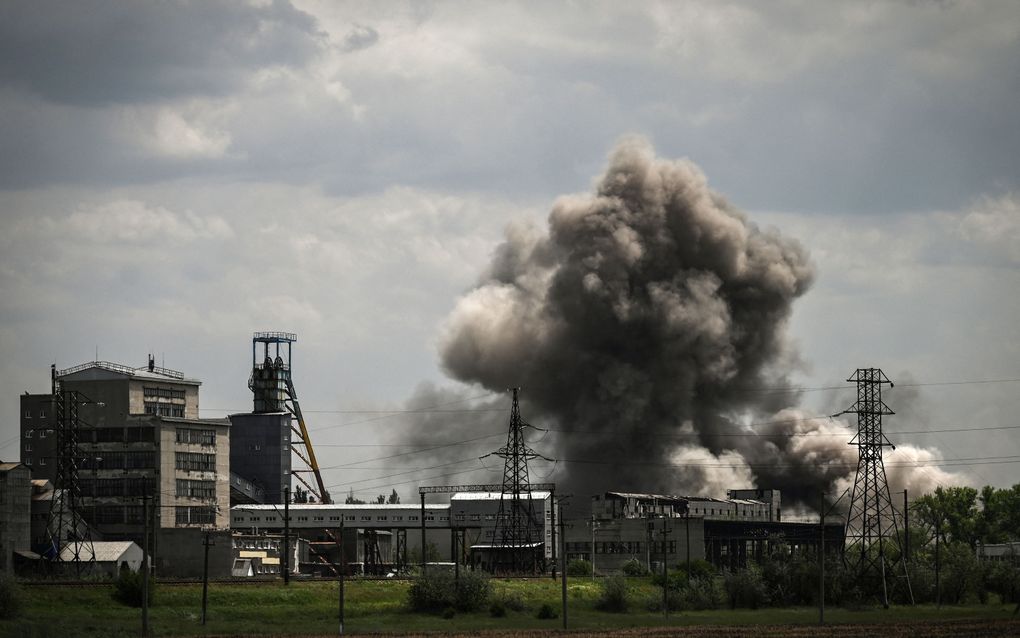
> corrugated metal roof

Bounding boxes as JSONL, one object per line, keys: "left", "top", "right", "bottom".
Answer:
{"left": 451, "top": 491, "right": 551, "bottom": 500}
{"left": 59, "top": 541, "right": 140, "bottom": 562}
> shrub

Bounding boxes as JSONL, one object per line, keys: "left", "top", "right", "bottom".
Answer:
{"left": 651, "top": 570, "right": 688, "bottom": 591}
{"left": 567, "top": 559, "right": 592, "bottom": 577}
{"left": 723, "top": 565, "right": 768, "bottom": 609}
{"left": 595, "top": 575, "right": 630, "bottom": 612}
{"left": 621, "top": 559, "right": 649, "bottom": 577}
{"left": 536, "top": 602, "right": 558, "bottom": 619}
{"left": 683, "top": 559, "right": 717, "bottom": 580}
{"left": 0, "top": 575, "right": 22, "bottom": 619}
{"left": 985, "top": 563, "right": 1020, "bottom": 604}
{"left": 489, "top": 600, "right": 506, "bottom": 617}
{"left": 441, "top": 606, "right": 456, "bottom": 619}
{"left": 496, "top": 591, "right": 526, "bottom": 612}
{"left": 112, "top": 568, "right": 154, "bottom": 608}
{"left": 407, "top": 570, "right": 491, "bottom": 613}
{"left": 680, "top": 576, "right": 723, "bottom": 610}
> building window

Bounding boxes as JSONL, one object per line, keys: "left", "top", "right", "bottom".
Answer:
{"left": 424, "top": 514, "right": 435, "bottom": 521}
{"left": 376, "top": 516, "right": 387, "bottom": 521}
{"left": 344, "top": 515, "right": 355, "bottom": 521}
{"left": 176, "top": 428, "right": 215, "bottom": 445}
{"left": 38, "top": 409, "right": 46, "bottom": 418}
{"left": 176, "top": 479, "right": 215, "bottom": 499}
{"left": 313, "top": 516, "right": 324, "bottom": 521}
{"left": 175, "top": 452, "right": 216, "bottom": 472}
{"left": 25, "top": 429, "right": 32, "bottom": 438}
{"left": 470, "top": 514, "right": 480, "bottom": 521}
{"left": 392, "top": 516, "right": 402, "bottom": 522}
{"left": 175, "top": 506, "right": 216, "bottom": 526}
{"left": 24, "top": 457, "right": 31, "bottom": 466}
{"left": 408, "top": 515, "right": 418, "bottom": 522}
{"left": 24, "top": 410, "right": 31, "bottom": 419}
{"left": 39, "top": 458, "right": 46, "bottom": 466}
{"left": 361, "top": 516, "right": 371, "bottom": 521}
{"left": 39, "top": 430, "right": 46, "bottom": 438}
{"left": 24, "top": 443, "right": 32, "bottom": 452}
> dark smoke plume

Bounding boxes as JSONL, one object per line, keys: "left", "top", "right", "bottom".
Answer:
{"left": 397, "top": 138, "right": 960, "bottom": 509}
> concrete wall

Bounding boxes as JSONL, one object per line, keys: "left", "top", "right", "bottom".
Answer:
{"left": 563, "top": 516, "right": 706, "bottom": 575}
{"left": 20, "top": 394, "right": 59, "bottom": 483}
{"left": 228, "top": 413, "right": 291, "bottom": 504}
{"left": 160, "top": 418, "right": 231, "bottom": 530}
{"left": 156, "top": 528, "right": 233, "bottom": 578}
{"left": 0, "top": 464, "right": 32, "bottom": 574}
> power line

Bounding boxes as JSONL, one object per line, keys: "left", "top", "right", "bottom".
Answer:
{"left": 316, "top": 433, "right": 503, "bottom": 470}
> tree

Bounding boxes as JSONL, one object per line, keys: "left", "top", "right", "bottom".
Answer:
{"left": 976, "top": 484, "right": 1020, "bottom": 544}
{"left": 387, "top": 489, "right": 401, "bottom": 504}
{"left": 375, "top": 494, "right": 386, "bottom": 504}
{"left": 914, "top": 486, "right": 979, "bottom": 547}
{"left": 345, "top": 488, "right": 366, "bottom": 505}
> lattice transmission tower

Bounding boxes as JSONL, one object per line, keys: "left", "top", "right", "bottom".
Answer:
{"left": 45, "top": 369, "right": 96, "bottom": 576}
{"left": 841, "top": 368, "right": 912, "bottom": 606}
{"left": 489, "top": 388, "right": 546, "bottom": 574}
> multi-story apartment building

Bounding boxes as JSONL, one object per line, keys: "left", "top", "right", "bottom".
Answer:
{"left": 19, "top": 358, "right": 230, "bottom": 553}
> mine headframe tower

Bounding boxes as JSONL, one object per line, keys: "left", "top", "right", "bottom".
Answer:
{"left": 485, "top": 388, "right": 548, "bottom": 575}
{"left": 44, "top": 365, "right": 96, "bottom": 576}
{"left": 841, "top": 367, "right": 913, "bottom": 606}
{"left": 249, "top": 332, "right": 331, "bottom": 504}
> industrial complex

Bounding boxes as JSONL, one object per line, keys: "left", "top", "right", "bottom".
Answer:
{"left": 1, "top": 331, "right": 843, "bottom": 580}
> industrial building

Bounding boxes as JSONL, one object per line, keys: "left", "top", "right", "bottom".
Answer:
{"left": 230, "top": 491, "right": 556, "bottom": 575}
{"left": 18, "top": 358, "right": 232, "bottom": 575}
{"left": 0, "top": 462, "right": 32, "bottom": 575}
{"left": 565, "top": 490, "right": 842, "bottom": 573}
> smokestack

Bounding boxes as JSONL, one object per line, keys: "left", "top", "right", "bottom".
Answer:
{"left": 148, "top": 354, "right": 155, "bottom": 372}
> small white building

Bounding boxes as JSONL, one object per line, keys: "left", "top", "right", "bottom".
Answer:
{"left": 60, "top": 541, "right": 145, "bottom": 577}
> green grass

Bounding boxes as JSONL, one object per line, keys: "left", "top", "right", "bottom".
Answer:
{"left": 1, "top": 577, "right": 1016, "bottom": 637}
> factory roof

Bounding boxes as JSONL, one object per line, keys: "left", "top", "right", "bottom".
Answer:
{"left": 59, "top": 541, "right": 141, "bottom": 563}
{"left": 0, "top": 462, "right": 25, "bottom": 472}
{"left": 451, "top": 491, "right": 552, "bottom": 501}
{"left": 601, "top": 491, "right": 686, "bottom": 502}
{"left": 232, "top": 503, "right": 449, "bottom": 511}
{"left": 56, "top": 360, "right": 201, "bottom": 385}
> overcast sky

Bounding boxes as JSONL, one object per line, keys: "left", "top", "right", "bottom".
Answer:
{"left": 1, "top": 1, "right": 1018, "bottom": 502}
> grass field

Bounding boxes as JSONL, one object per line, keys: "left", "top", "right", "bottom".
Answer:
{"left": 2, "top": 577, "right": 1018, "bottom": 637}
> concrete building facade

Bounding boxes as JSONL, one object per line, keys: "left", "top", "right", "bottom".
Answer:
{"left": 0, "top": 463, "right": 32, "bottom": 574}
{"left": 19, "top": 360, "right": 232, "bottom": 566}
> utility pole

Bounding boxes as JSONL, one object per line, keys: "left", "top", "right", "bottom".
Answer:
{"left": 550, "top": 489, "right": 557, "bottom": 580}
{"left": 903, "top": 490, "right": 909, "bottom": 563}
{"left": 935, "top": 516, "right": 941, "bottom": 608}
{"left": 419, "top": 493, "right": 427, "bottom": 575}
{"left": 685, "top": 508, "right": 691, "bottom": 583}
{"left": 559, "top": 514, "right": 568, "bottom": 630}
{"left": 283, "top": 486, "right": 290, "bottom": 585}
{"left": 202, "top": 532, "right": 214, "bottom": 625}
{"left": 591, "top": 514, "right": 597, "bottom": 581}
{"left": 841, "top": 368, "right": 911, "bottom": 604}
{"left": 819, "top": 492, "right": 825, "bottom": 626}
{"left": 661, "top": 517, "right": 669, "bottom": 618}
{"left": 142, "top": 494, "right": 150, "bottom": 637}
{"left": 338, "top": 520, "right": 345, "bottom": 636}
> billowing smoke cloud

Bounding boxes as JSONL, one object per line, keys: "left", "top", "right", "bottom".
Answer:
{"left": 397, "top": 138, "right": 963, "bottom": 510}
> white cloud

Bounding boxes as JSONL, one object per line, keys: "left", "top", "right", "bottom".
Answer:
{"left": 957, "top": 193, "right": 1020, "bottom": 263}
{"left": 62, "top": 200, "right": 233, "bottom": 243}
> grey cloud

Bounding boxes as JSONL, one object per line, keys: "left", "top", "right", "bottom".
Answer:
{"left": 339, "top": 25, "right": 379, "bottom": 52}
{"left": 0, "top": 0, "right": 323, "bottom": 106}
